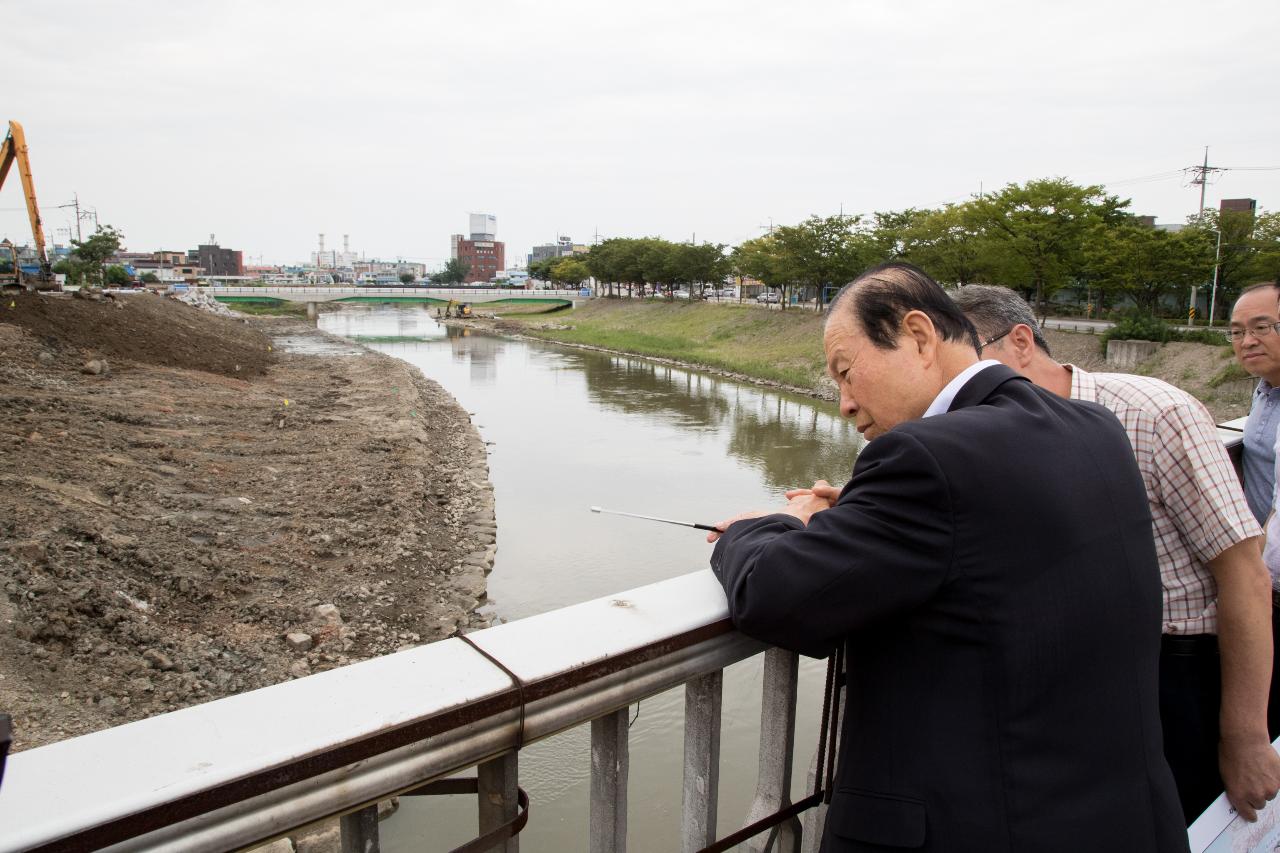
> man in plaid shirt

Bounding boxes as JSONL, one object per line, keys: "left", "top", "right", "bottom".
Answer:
{"left": 955, "top": 285, "right": 1280, "bottom": 824}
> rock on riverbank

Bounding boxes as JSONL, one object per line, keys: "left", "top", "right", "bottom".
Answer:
{"left": 0, "top": 294, "right": 495, "bottom": 750}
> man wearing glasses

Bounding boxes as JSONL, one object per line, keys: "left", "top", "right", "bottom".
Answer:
{"left": 1230, "top": 282, "right": 1280, "bottom": 748}
{"left": 954, "top": 284, "right": 1279, "bottom": 826}
{"left": 1231, "top": 283, "right": 1280, "bottom": 528}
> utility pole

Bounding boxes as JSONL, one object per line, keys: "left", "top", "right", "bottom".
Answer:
{"left": 72, "top": 193, "right": 81, "bottom": 242}
{"left": 1208, "top": 227, "right": 1224, "bottom": 326}
{"left": 759, "top": 218, "right": 774, "bottom": 235}
{"left": 1189, "top": 146, "right": 1223, "bottom": 219}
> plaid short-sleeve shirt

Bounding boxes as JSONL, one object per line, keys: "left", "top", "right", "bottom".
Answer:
{"left": 1070, "top": 366, "right": 1261, "bottom": 635}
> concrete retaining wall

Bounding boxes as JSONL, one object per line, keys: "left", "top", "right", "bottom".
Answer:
{"left": 1105, "top": 339, "right": 1161, "bottom": 370}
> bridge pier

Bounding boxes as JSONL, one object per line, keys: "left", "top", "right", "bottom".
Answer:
{"left": 306, "top": 302, "right": 318, "bottom": 320}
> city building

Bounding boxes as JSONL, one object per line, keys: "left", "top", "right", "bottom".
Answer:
{"left": 310, "top": 234, "right": 360, "bottom": 270}
{"left": 123, "top": 249, "right": 204, "bottom": 282}
{"left": 528, "top": 235, "right": 589, "bottom": 267}
{"left": 1221, "top": 198, "right": 1258, "bottom": 215}
{"left": 353, "top": 259, "right": 426, "bottom": 284}
{"left": 451, "top": 213, "right": 505, "bottom": 284}
{"left": 188, "top": 238, "right": 244, "bottom": 277}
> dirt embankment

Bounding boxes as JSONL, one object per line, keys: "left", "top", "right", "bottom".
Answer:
{"left": 0, "top": 293, "right": 495, "bottom": 751}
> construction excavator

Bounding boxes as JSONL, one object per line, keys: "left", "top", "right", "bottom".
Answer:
{"left": 0, "top": 120, "right": 56, "bottom": 291}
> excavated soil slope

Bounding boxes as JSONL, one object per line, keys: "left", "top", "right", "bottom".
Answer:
{"left": 0, "top": 294, "right": 495, "bottom": 750}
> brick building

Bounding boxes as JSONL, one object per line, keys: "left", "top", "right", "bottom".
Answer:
{"left": 1221, "top": 198, "right": 1258, "bottom": 215}
{"left": 450, "top": 214, "right": 505, "bottom": 284}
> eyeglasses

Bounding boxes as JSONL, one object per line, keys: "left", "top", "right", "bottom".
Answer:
{"left": 978, "top": 328, "right": 1011, "bottom": 353}
{"left": 1225, "top": 322, "right": 1280, "bottom": 342}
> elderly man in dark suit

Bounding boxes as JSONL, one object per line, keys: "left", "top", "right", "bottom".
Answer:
{"left": 708, "top": 263, "right": 1188, "bottom": 852}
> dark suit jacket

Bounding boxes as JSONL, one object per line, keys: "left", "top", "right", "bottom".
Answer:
{"left": 711, "top": 365, "right": 1188, "bottom": 853}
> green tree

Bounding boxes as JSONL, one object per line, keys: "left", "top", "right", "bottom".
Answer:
{"left": 434, "top": 257, "right": 470, "bottom": 285}
{"left": 549, "top": 257, "right": 590, "bottom": 286}
{"left": 398, "top": 272, "right": 415, "bottom": 285}
{"left": 51, "top": 258, "right": 88, "bottom": 285}
{"left": 140, "top": 271, "right": 160, "bottom": 284}
{"left": 680, "top": 242, "right": 730, "bottom": 297}
{"left": 770, "top": 215, "right": 877, "bottom": 310}
{"left": 1187, "top": 209, "right": 1280, "bottom": 323}
{"left": 731, "top": 234, "right": 791, "bottom": 303}
{"left": 70, "top": 225, "right": 124, "bottom": 286}
{"left": 967, "top": 179, "right": 1127, "bottom": 316}
{"left": 527, "top": 256, "right": 557, "bottom": 285}
{"left": 1083, "top": 222, "right": 1210, "bottom": 316}
{"left": 104, "top": 265, "right": 131, "bottom": 287}
{"left": 1248, "top": 212, "right": 1280, "bottom": 287}
{"left": 866, "top": 208, "right": 928, "bottom": 262}
{"left": 901, "top": 204, "right": 998, "bottom": 286}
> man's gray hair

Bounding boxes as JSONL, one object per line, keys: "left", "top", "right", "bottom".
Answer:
{"left": 950, "top": 284, "right": 1052, "bottom": 356}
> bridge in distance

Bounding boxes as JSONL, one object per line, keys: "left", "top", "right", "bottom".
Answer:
{"left": 198, "top": 285, "right": 591, "bottom": 309}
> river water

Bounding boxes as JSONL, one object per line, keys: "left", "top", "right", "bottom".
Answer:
{"left": 318, "top": 305, "right": 864, "bottom": 851}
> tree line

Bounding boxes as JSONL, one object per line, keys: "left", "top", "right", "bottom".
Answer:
{"left": 546, "top": 178, "right": 1279, "bottom": 321}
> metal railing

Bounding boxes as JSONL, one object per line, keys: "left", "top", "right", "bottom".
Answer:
{"left": 0, "top": 571, "right": 825, "bottom": 853}
{"left": 2, "top": 424, "right": 1251, "bottom": 853}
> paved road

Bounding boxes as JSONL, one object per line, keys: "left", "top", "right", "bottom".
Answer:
{"left": 1043, "top": 317, "right": 1228, "bottom": 336}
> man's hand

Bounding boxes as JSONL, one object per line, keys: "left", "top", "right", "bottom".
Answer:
{"left": 706, "top": 510, "right": 768, "bottom": 543}
{"left": 778, "top": 491, "right": 833, "bottom": 526}
{"left": 1221, "top": 735, "right": 1280, "bottom": 821}
{"left": 784, "top": 479, "right": 840, "bottom": 509}
{"left": 707, "top": 481, "right": 839, "bottom": 544}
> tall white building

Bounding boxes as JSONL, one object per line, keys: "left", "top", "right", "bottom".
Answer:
{"left": 469, "top": 214, "right": 497, "bottom": 241}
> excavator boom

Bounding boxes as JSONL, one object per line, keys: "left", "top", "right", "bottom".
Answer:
{"left": 0, "top": 120, "right": 54, "bottom": 289}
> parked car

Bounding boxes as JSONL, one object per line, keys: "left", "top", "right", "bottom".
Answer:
{"left": 756, "top": 291, "right": 780, "bottom": 304}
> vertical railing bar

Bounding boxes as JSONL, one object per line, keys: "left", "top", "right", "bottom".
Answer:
{"left": 339, "top": 804, "right": 380, "bottom": 853}
{"left": 590, "top": 707, "right": 630, "bottom": 853}
{"left": 681, "top": 670, "right": 723, "bottom": 852}
{"left": 743, "top": 648, "right": 800, "bottom": 853}
{"left": 800, "top": 689, "right": 844, "bottom": 853}
{"left": 478, "top": 752, "right": 520, "bottom": 853}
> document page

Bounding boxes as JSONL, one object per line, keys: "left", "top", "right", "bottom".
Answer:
{"left": 1189, "top": 739, "right": 1280, "bottom": 853}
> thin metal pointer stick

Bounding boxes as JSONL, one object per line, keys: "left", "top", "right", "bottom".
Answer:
{"left": 590, "top": 506, "right": 719, "bottom": 532}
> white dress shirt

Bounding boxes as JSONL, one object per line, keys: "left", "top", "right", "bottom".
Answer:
{"left": 922, "top": 360, "right": 1003, "bottom": 419}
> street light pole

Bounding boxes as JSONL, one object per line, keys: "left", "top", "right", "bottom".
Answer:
{"left": 1208, "top": 228, "right": 1224, "bottom": 327}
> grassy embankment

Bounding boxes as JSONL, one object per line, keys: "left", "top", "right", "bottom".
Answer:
{"left": 499, "top": 299, "right": 831, "bottom": 392}
{"left": 494, "top": 299, "right": 1257, "bottom": 420}
{"left": 225, "top": 300, "right": 311, "bottom": 317}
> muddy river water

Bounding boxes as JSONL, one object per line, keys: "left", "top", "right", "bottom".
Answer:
{"left": 319, "top": 305, "right": 864, "bottom": 851}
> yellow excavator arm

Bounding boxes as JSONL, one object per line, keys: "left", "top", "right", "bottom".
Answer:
{"left": 0, "top": 120, "right": 50, "bottom": 275}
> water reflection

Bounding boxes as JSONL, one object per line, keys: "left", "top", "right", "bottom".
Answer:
{"left": 318, "top": 306, "right": 861, "bottom": 851}
{"left": 557, "top": 348, "right": 863, "bottom": 489}
{"left": 449, "top": 328, "right": 503, "bottom": 384}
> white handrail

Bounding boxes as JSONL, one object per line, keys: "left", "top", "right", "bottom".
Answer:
{"left": 0, "top": 571, "right": 763, "bottom": 852}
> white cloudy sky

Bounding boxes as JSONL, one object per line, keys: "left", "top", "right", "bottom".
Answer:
{"left": 3, "top": 0, "right": 1278, "bottom": 269}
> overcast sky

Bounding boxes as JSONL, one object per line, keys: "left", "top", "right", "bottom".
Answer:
{"left": 3, "top": 0, "right": 1278, "bottom": 269}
